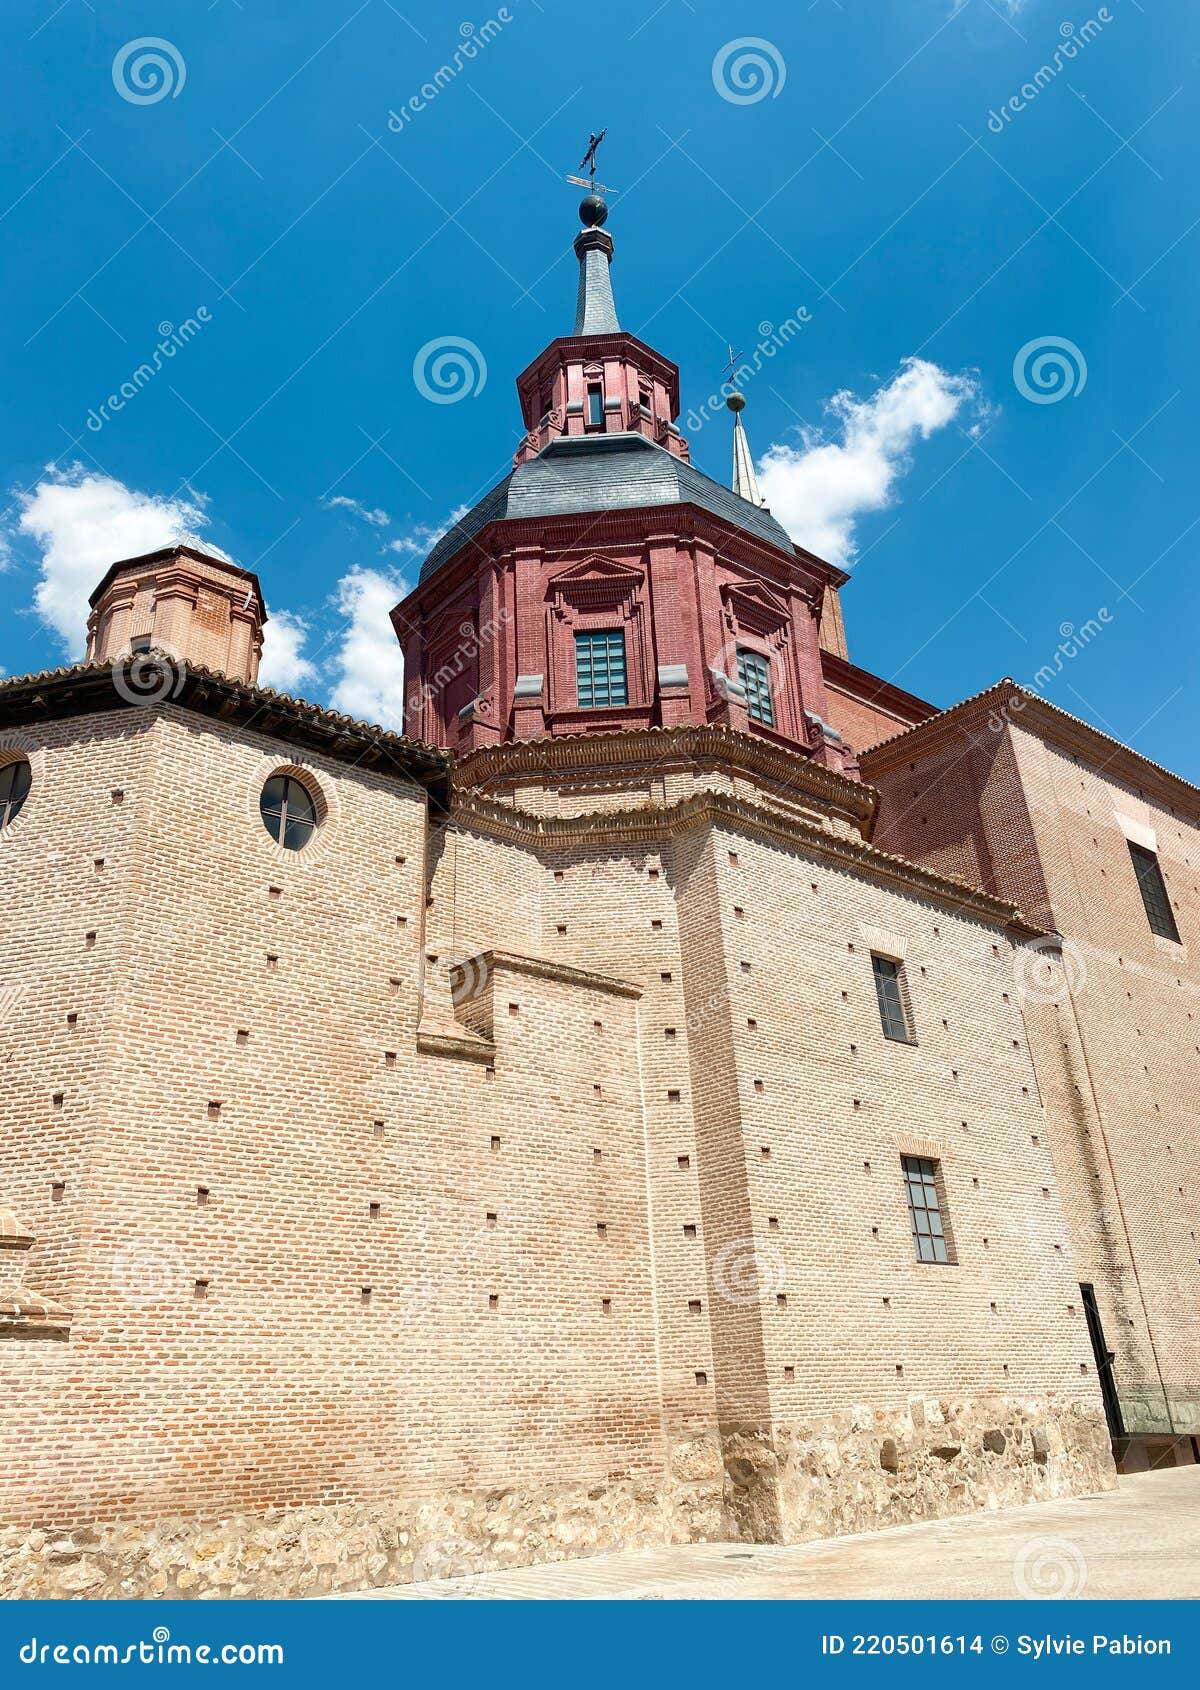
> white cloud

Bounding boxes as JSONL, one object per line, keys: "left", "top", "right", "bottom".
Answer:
{"left": 324, "top": 494, "right": 391, "bottom": 528}
{"left": 756, "top": 358, "right": 980, "bottom": 567}
{"left": 13, "top": 465, "right": 228, "bottom": 653}
{"left": 384, "top": 504, "right": 470, "bottom": 558}
{"left": 258, "top": 609, "right": 319, "bottom": 694}
{"left": 328, "top": 565, "right": 409, "bottom": 730}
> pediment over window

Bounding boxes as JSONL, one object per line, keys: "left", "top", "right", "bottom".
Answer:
{"left": 720, "top": 577, "right": 791, "bottom": 633}
{"left": 547, "top": 556, "right": 645, "bottom": 609}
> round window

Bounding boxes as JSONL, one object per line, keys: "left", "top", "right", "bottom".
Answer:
{"left": 260, "top": 774, "right": 317, "bottom": 851}
{"left": 0, "top": 759, "right": 32, "bottom": 830}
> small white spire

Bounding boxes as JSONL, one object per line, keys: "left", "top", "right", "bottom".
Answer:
{"left": 727, "top": 392, "right": 766, "bottom": 507}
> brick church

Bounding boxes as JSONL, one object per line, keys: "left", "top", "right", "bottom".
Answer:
{"left": 1, "top": 188, "right": 1197, "bottom": 1599}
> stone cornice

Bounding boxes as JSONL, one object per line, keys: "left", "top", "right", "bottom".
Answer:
{"left": 861, "top": 679, "right": 1200, "bottom": 821}
{"left": 87, "top": 544, "right": 266, "bottom": 620}
{"left": 395, "top": 502, "right": 829, "bottom": 622}
{"left": 477, "top": 949, "right": 643, "bottom": 1000}
{"left": 455, "top": 723, "right": 878, "bottom": 831}
{"left": 450, "top": 785, "right": 1048, "bottom": 940}
{"left": 0, "top": 655, "right": 450, "bottom": 811}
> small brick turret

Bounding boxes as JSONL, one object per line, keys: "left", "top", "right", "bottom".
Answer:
{"left": 85, "top": 543, "right": 267, "bottom": 685}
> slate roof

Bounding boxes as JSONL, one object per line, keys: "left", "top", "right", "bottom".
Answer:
{"left": 419, "top": 433, "right": 797, "bottom": 582}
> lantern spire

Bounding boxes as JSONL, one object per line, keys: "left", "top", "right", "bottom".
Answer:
{"left": 568, "top": 130, "right": 619, "bottom": 336}
{"left": 726, "top": 382, "right": 766, "bottom": 508}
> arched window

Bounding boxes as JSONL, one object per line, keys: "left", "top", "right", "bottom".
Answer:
{"left": 0, "top": 758, "right": 31, "bottom": 829}
{"left": 259, "top": 774, "right": 317, "bottom": 851}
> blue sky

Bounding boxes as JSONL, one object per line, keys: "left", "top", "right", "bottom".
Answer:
{"left": 2, "top": 0, "right": 1197, "bottom": 777}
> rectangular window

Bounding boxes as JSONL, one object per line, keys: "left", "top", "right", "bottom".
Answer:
{"left": 575, "top": 629, "right": 628, "bottom": 709}
{"left": 737, "top": 647, "right": 774, "bottom": 726}
{"left": 1128, "top": 842, "right": 1180, "bottom": 942}
{"left": 902, "top": 1156, "right": 952, "bottom": 1264}
{"left": 586, "top": 384, "right": 605, "bottom": 428}
{"left": 872, "top": 953, "right": 915, "bottom": 1043}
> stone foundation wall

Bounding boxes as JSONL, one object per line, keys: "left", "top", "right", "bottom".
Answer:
{"left": 0, "top": 1398, "right": 1112, "bottom": 1599}
{"left": 768, "top": 1395, "right": 1114, "bottom": 1545}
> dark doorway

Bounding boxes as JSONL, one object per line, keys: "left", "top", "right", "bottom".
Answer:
{"left": 1080, "top": 1282, "right": 1125, "bottom": 1440}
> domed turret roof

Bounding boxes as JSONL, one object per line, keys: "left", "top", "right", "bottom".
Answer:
{"left": 419, "top": 432, "right": 794, "bottom": 582}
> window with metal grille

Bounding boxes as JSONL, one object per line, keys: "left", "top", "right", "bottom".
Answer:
{"left": 1128, "top": 842, "right": 1180, "bottom": 942}
{"left": 872, "top": 953, "right": 915, "bottom": 1043}
{"left": 260, "top": 774, "right": 318, "bottom": 852}
{"left": 737, "top": 647, "right": 774, "bottom": 726}
{"left": 575, "top": 629, "right": 628, "bottom": 708}
{"left": 0, "top": 759, "right": 32, "bottom": 830}
{"left": 902, "top": 1156, "right": 952, "bottom": 1264}
{"left": 586, "top": 384, "right": 604, "bottom": 428}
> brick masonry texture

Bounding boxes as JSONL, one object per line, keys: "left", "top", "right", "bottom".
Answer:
{"left": 0, "top": 696, "right": 1118, "bottom": 1598}
{"left": 863, "top": 691, "right": 1200, "bottom": 1444}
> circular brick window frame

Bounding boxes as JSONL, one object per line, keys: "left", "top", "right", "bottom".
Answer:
{"left": 249, "top": 759, "right": 337, "bottom": 863}
{"left": 0, "top": 735, "right": 44, "bottom": 847}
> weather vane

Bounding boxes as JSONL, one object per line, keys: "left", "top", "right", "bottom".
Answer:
{"left": 722, "top": 342, "right": 744, "bottom": 384}
{"left": 566, "top": 127, "right": 618, "bottom": 196}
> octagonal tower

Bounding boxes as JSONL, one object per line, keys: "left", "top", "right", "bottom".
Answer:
{"left": 393, "top": 194, "right": 854, "bottom": 777}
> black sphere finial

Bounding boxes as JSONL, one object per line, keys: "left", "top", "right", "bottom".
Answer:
{"left": 579, "top": 192, "right": 609, "bottom": 228}
{"left": 726, "top": 391, "right": 747, "bottom": 413}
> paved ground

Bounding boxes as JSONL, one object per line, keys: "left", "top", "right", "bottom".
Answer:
{"left": 343, "top": 1468, "right": 1200, "bottom": 1600}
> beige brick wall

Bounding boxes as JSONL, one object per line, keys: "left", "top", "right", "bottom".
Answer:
{"left": 866, "top": 705, "right": 1200, "bottom": 1440}
{"left": 1008, "top": 724, "right": 1200, "bottom": 1435}
{"left": 0, "top": 705, "right": 1113, "bottom": 1595}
